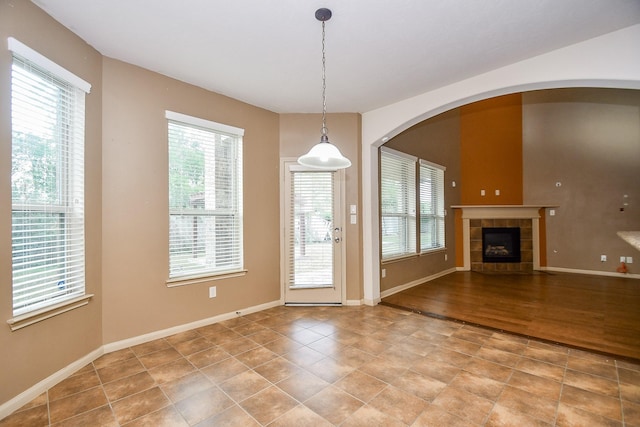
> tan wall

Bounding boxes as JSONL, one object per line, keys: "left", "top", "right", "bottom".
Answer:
{"left": 381, "top": 110, "right": 461, "bottom": 292}
{"left": 102, "top": 58, "right": 281, "bottom": 343}
{"left": 523, "top": 88, "right": 640, "bottom": 273}
{"left": 279, "top": 114, "right": 363, "bottom": 301}
{"left": 0, "top": 0, "right": 103, "bottom": 405}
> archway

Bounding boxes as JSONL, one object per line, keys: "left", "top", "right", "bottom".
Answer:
{"left": 360, "top": 24, "right": 640, "bottom": 305}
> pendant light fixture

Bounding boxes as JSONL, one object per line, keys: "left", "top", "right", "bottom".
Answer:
{"left": 298, "top": 8, "right": 351, "bottom": 170}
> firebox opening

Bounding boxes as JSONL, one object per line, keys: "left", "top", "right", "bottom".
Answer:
{"left": 482, "top": 227, "right": 521, "bottom": 263}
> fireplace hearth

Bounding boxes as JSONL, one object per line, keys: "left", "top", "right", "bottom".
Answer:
{"left": 482, "top": 227, "right": 521, "bottom": 263}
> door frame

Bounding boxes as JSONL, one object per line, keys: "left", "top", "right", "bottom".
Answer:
{"left": 279, "top": 158, "right": 347, "bottom": 305}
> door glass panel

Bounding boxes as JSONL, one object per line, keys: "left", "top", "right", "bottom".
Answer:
{"left": 289, "top": 171, "right": 333, "bottom": 288}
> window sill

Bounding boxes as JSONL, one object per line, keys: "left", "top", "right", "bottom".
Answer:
{"left": 166, "top": 270, "right": 248, "bottom": 288}
{"left": 7, "top": 294, "right": 94, "bottom": 331}
{"left": 382, "top": 254, "right": 419, "bottom": 264}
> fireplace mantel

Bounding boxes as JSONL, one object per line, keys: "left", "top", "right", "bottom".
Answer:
{"left": 452, "top": 205, "right": 556, "bottom": 271}
{"left": 451, "top": 205, "right": 556, "bottom": 219}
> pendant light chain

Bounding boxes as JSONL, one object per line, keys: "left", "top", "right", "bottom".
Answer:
{"left": 321, "top": 20, "right": 328, "bottom": 139}
{"left": 297, "top": 8, "right": 351, "bottom": 170}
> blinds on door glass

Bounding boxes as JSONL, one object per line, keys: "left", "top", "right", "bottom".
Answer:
{"left": 289, "top": 171, "right": 334, "bottom": 287}
{"left": 11, "top": 54, "right": 87, "bottom": 315}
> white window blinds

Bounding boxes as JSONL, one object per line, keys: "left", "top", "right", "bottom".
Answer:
{"left": 419, "top": 159, "right": 446, "bottom": 252}
{"left": 380, "top": 148, "right": 417, "bottom": 259}
{"left": 10, "top": 46, "right": 88, "bottom": 316}
{"left": 167, "top": 112, "right": 244, "bottom": 279}
{"left": 289, "top": 171, "right": 334, "bottom": 287}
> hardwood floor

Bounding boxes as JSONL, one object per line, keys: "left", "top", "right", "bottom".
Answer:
{"left": 382, "top": 271, "right": 640, "bottom": 362}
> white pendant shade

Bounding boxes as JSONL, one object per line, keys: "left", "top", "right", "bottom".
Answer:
{"left": 298, "top": 140, "right": 351, "bottom": 170}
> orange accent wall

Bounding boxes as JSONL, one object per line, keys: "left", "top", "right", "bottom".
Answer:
{"left": 460, "top": 94, "right": 523, "bottom": 205}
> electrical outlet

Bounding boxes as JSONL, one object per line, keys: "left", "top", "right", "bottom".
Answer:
{"left": 600, "top": 255, "right": 607, "bottom": 262}
{"left": 209, "top": 286, "right": 217, "bottom": 298}
{"left": 381, "top": 268, "right": 386, "bottom": 278}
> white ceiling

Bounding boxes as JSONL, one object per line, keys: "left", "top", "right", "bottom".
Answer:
{"left": 32, "top": 0, "right": 640, "bottom": 114}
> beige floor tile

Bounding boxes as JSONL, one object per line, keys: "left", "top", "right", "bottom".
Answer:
{"left": 159, "top": 371, "right": 213, "bottom": 403}
{"left": 186, "top": 345, "right": 231, "bottom": 369}
{"left": 49, "top": 386, "right": 109, "bottom": 424}
{"left": 103, "top": 371, "right": 156, "bottom": 402}
{"left": 121, "top": 406, "right": 188, "bottom": 427}
{"left": 239, "top": 386, "right": 299, "bottom": 425}
{"left": 496, "top": 385, "right": 558, "bottom": 424}
{"left": 252, "top": 356, "right": 303, "bottom": 384}
{"left": 507, "top": 370, "right": 562, "bottom": 401}
{"left": 200, "top": 356, "right": 248, "bottom": 384}
{"left": 368, "top": 385, "right": 429, "bottom": 425}
{"left": 560, "top": 384, "right": 623, "bottom": 421}
{"left": 412, "top": 404, "right": 475, "bottom": 427}
{"left": 137, "top": 347, "right": 182, "bottom": 369}
{"left": 341, "top": 405, "right": 406, "bottom": 427}
{"left": 110, "top": 387, "right": 170, "bottom": 425}
{"left": 97, "top": 357, "right": 145, "bottom": 384}
{"left": 432, "top": 386, "right": 495, "bottom": 425}
{"left": 268, "top": 405, "right": 333, "bottom": 427}
{"left": 555, "top": 402, "right": 623, "bottom": 427}
{"left": 334, "top": 370, "right": 387, "bottom": 402}
{"left": 276, "top": 370, "right": 330, "bottom": 402}
{"left": 304, "top": 386, "right": 364, "bottom": 425}
{"left": 391, "top": 369, "right": 447, "bottom": 401}
{"left": 449, "top": 370, "right": 505, "bottom": 401}
{"left": 0, "top": 404, "right": 49, "bottom": 426}
{"left": 486, "top": 403, "right": 552, "bottom": 427}
{"left": 219, "top": 370, "right": 271, "bottom": 402}
{"left": 147, "top": 358, "right": 195, "bottom": 384}
{"left": 174, "top": 386, "right": 234, "bottom": 425}
{"left": 48, "top": 370, "right": 101, "bottom": 401}
{"left": 3, "top": 304, "right": 638, "bottom": 427}
{"left": 51, "top": 405, "right": 118, "bottom": 427}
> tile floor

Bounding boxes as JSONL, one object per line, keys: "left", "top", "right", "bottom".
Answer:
{"left": 1, "top": 305, "right": 639, "bottom": 426}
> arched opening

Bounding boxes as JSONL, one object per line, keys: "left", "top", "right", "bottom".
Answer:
{"left": 361, "top": 24, "right": 640, "bottom": 304}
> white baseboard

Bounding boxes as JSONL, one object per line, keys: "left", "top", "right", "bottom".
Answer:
{"left": 1, "top": 299, "right": 281, "bottom": 421}
{"left": 0, "top": 347, "right": 103, "bottom": 421}
{"left": 380, "top": 268, "right": 457, "bottom": 299}
{"left": 344, "top": 299, "right": 363, "bottom": 306}
{"left": 541, "top": 266, "right": 640, "bottom": 280}
{"left": 103, "top": 299, "right": 282, "bottom": 353}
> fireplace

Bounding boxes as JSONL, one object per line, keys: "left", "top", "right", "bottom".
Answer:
{"left": 452, "top": 205, "right": 548, "bottom": 272}
{"left": 482, "top": 227, "right": 521, "bottom": 263}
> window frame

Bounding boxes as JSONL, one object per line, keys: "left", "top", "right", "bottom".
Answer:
{"left": 165, "top": 111, "right": 245, "bottom": 285}
{"left": 8, "top": 38, "right": 92, "bottom": 329}
{"left": 419, "top": 159, "right": 446, "bottom": 253}
{"left": 380, "top": 147, "right": 417, "bottom": 260}
{"left": 380, "top": 146, "right": 446, "bottom": 261}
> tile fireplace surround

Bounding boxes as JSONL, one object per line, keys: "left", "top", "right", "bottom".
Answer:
{"left": 453, "top": 206, "right": 550, "bottom": 273}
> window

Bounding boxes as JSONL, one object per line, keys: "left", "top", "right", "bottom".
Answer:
{"left": 10, "top": 38, "right": 90, "bottom": 317}
{"left": 380, "top": 147, "right": 446, "bottom": 260}
{"left": 419, "top": 159, "right": 446, "bottom": 252}
{"left": 380, "top": 148, "right": 416, "bottom": 259}
{"left": 167, "top": 111, "right": 244, "bottom": 281}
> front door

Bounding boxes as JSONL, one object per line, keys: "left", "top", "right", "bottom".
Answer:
{"left": 282, "top": 161, "right": 343, "bottom": 304}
